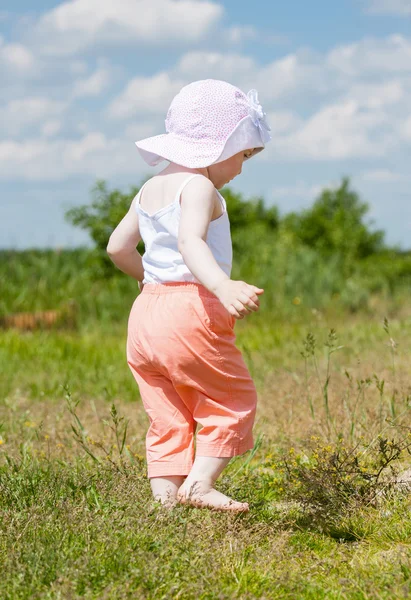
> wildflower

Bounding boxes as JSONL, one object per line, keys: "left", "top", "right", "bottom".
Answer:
{"left": 45, "top": 435, "right": 50, "bottom": 440}
{"left": 292, "top": 297, "right": 301, "bottom": 305}
{"left": 0, "top": 440, "right": 4, "bottom": 445}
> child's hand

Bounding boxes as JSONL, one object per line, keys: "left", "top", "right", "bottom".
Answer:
{"left": 214, "top": 279, "right": 264, "bottom": 319}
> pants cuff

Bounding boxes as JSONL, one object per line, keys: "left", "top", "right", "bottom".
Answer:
{"left": 147, "top": 463, "right": 193, "bottom": 478}
{"left": 195, "top": 438, "right": 254, "bottom": 457}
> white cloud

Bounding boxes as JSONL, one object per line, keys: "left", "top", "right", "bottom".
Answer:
{"left": 0, "top": 40, "right": 316, "bottom": 142}
{"left": 0, "top": 40, "right": 100, "bottom": 105}
{"left": 69, "top": 60, "right": 89, "bottom": 76}
{"left": 269, "top": 100, "right": 393, "bottom": 161}
{"left": 345, "top": 80, "right": 404, "bottom": 109}
{"left": 0, "top": 97, "right": 67, "bottom": 136}
{"left": 252, "top": 36, "right": 411, "bottom": 161}
{"left": 107, "top": 72, "right": 185, "bottom": 119}
{"left": 1, "top": 28, "right": 410, "bottom": 180}
{"left": 225, "top": 25, "right": 258, "bottom": 44}
{"left": 72, "top": 65, "right": 111, "bottom": 98}
{"left": 266, "top": 110, "right": 302, "bottom": 135}
{"left": 403, "top": 116, "right": 411, "bottom": 140}
{"left": 76, "top": 121, "right": 92, "bottom": 135}
{"left": 327, "top": 35, "right": 411, "bottom": 76}
{"left": 366, "top": 0, "right": 411, "bottom": 16}
{"left": 256, "top": 51, "right": 328, "bottom": 102}
{"left": 125, "top": 120, "right": 163, "bottom": 142}
{"left": 33, "top": 0, "right": 224, "bottom": 56}
{"left": 41, "top": 120, "right": 62, "bottom": 138}
{"left": 173, "top": 49, "right": 325, "bottom": 102}
{"left": 0, "top": 134, "right": 141, "bottom": 181}
{"left": 224, "top": 25, "right": 288, "bottom": 46}
{"left": 175, "top": 51, "right": 256, "bottom": 80}
{"left": 64, "top": 132, "right": 106, "bottom": 161}
{"left": 361, "top": 169, "right": 405, "bottom": 182}
{"left": 0, "top": 39, "right": 35, "bottom": 71}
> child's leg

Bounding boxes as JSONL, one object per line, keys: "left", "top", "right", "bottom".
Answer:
{"left": 127, "top": 354, "right": 196, "bottom": 505}
{"left": 127, "top": 291, "right": 197, "bottom": 505}
{"left": 150, "top": 476, "right": 186, "bottom": 506}
{"left": 172, "top": 296, "right": 258, "bottom": 512}
{"left": 177, "top": 456, "right": 248, "bottom": 512}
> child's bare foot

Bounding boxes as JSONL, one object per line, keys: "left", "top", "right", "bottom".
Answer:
{"left": 153, "top": 496, "right": 178, "bottom": 509}
{"left": 177, "top": 482, "right": 249, "bottom": 513}
{"left": 150, "top": 475, "right": 185, "bottom": 509}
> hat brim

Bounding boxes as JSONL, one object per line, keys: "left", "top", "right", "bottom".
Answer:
{"left": 134, "top": 115, "right": 266, "bottom": 169}
{"left": 135, "top": 133, "right": 223, "bottom": 169}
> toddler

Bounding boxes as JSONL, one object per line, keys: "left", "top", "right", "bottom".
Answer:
{"left": 107, "top": 79, "right": 271, "bottom": 512}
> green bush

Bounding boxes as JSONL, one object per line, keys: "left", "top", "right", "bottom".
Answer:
{"left": 65, "top": 180, "right": 143, "bottom": 277}
{"left": 282, "top": 177, "right": 385, "bottom": 268}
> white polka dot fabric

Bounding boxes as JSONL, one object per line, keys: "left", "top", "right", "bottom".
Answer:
{"left": 135, "top": 79, "right": 271, "bottom": 168}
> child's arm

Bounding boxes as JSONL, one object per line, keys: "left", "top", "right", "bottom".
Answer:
{"left": 178, "top": 178, "right": 263, "bottom": 319}
{"left": 106, "top": 197, "right": 144, "bottom": 282}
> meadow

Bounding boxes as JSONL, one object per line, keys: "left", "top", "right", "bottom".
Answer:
{"left": 2, "top": 181, "right": 411, "bottom": 599}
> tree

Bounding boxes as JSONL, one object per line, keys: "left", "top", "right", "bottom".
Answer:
{"left": 65, "top": 180, "right": 141, "bottom": 276}
{"left": 282, "top": 178, "right": 385, "bottom": 265}
{"left": 221, "top": 187, "right": 280, "bottom": 231}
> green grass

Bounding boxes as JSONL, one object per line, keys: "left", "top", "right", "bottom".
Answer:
{"left": 1, "top": 449, "right": 411, "bottom": 599}
{"left": 2, "top": 311, "right": 411, "bottom": 598}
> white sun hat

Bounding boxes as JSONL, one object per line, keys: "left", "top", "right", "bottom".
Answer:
{"left": 135, "top": 79, "right": 271, "bottom": 169}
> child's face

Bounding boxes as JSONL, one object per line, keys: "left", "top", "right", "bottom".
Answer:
{"left": 208, "top": 149, "right": 255, "bottom": 189}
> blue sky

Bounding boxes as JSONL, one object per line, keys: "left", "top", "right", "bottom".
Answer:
{"left": 1, "top": 0, "right": 410, "bottom": 249}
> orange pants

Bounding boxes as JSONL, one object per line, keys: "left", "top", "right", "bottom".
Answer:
{"left": 126, "top": 283, "right": 257, "bottom": 478}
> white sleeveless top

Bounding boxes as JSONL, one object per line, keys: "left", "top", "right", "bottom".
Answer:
{"left": 135, "top": 174, "right": 233, "bottom": 284}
